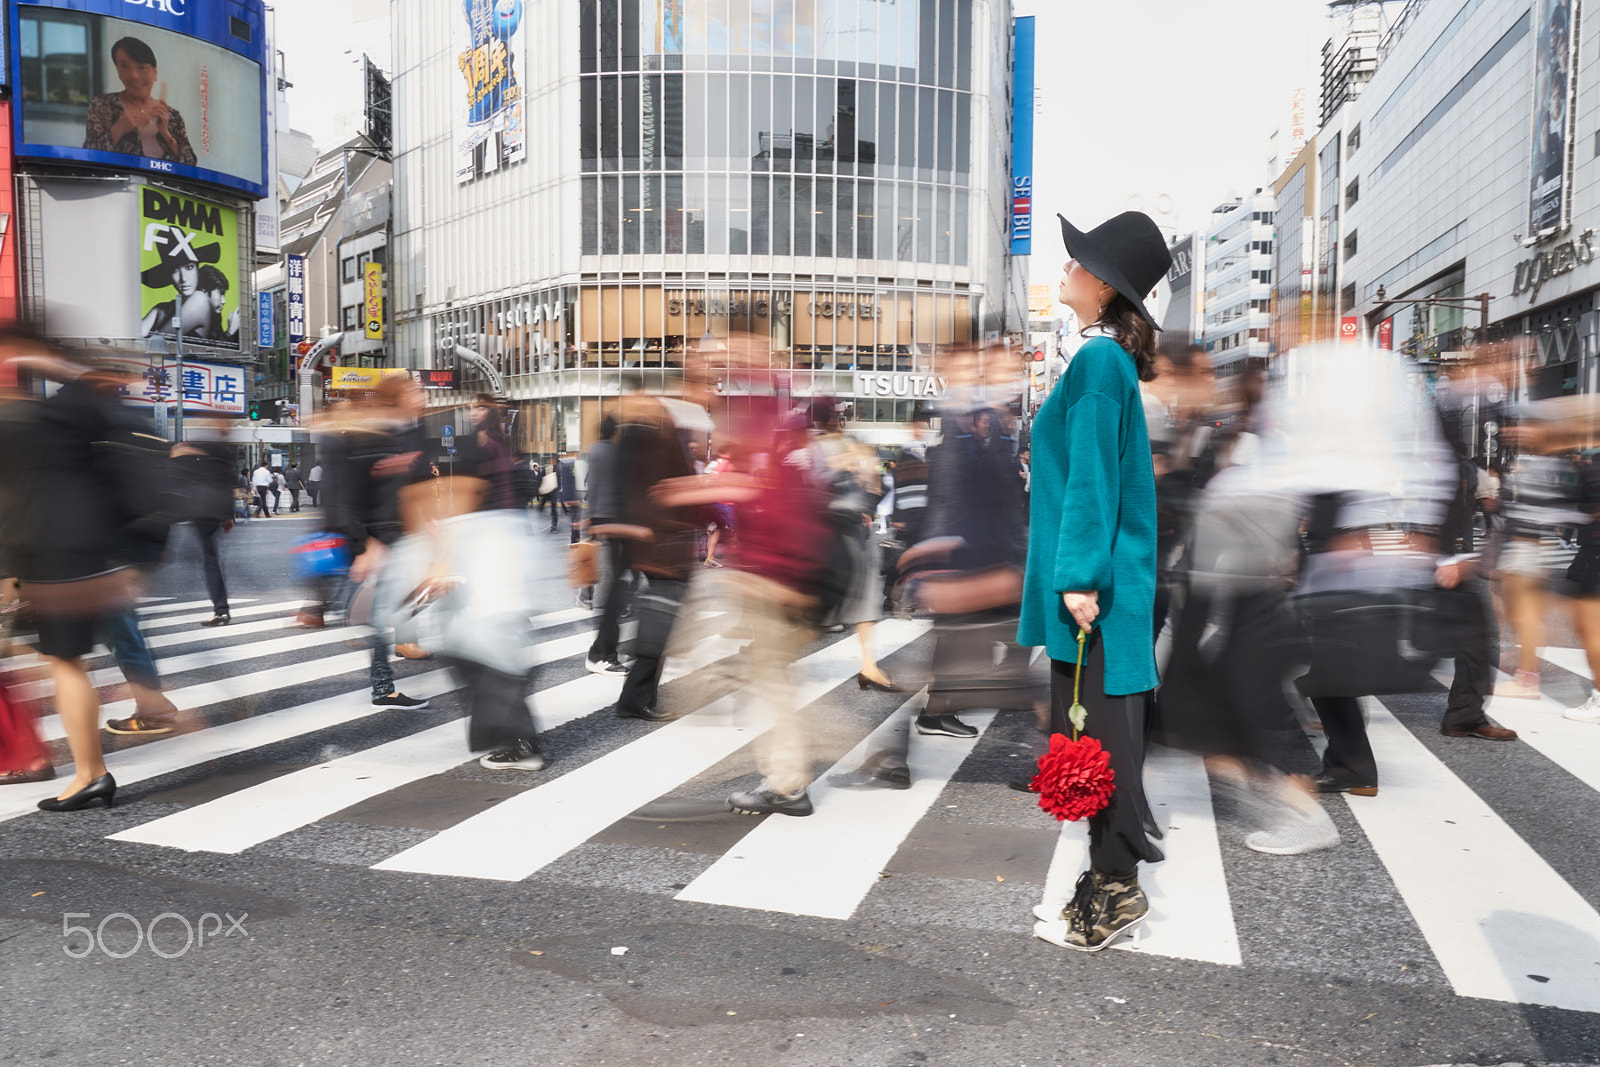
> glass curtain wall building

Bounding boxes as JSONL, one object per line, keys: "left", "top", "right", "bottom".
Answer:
{"left": 391, "top": 0, "right": 1021, "bottom": 452}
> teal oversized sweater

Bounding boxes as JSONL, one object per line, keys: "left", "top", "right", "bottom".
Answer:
{"left": 1017, "top": 335, "right": 1158, "bottom": 695}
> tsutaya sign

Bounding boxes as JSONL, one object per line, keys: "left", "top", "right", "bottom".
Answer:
{"left": 1512, "top": 227, "right": 1596, "bottom": 302}
{"left": 855, "top": 372, "right": 948, "bottom": 398}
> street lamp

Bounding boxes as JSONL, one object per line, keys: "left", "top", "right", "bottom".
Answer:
{"left": 1373, "top": 285, "right": 1493, "bottom": 338}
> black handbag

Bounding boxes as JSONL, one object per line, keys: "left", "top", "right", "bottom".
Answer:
{"left": 1289, "top": 551, "right": 1452, "bottom": 698}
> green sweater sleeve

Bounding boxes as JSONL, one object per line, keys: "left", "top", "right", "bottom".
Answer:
{"left": 1052, "top": 390, "right": 1120, "bottom": 594}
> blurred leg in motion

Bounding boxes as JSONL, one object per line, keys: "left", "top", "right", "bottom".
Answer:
{"left": 194, "top": 519, "right": 230, "bottom": 621}
{"left": 615, "top": 577, "right": 686, "bottom": 720}
{"left": 449, "top": 658, "right": 543, "bottom": 769}
{"left": 587, "top": 539, "right": 633, "bottom": 670}
{"left": 100, "top": 608, "right": 178, "bottom": 727}
{"left": 1311, "top": 695, "right": 1377, "bottom": 794}
{"left": 1440, "top": 580, "right": 1498, "bottom": 733}
{"left": 1494, "top": 568, "right": 1544, "bottom": 698}
{"left": 46, "top": 654, "right": 105, "bottom": 798}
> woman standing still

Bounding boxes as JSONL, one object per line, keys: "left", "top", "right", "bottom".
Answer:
{"left": 1019, "top": 213, "right": 1171, "bottom": 952}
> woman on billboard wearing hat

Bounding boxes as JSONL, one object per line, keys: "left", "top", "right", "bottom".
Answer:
{"left": 1019, "top": 212, "right": 1172, "bottom": 952}
{"left": 140, "top": 238, "right": 223, "bottom": 340}
{"left": 83, "top": 37, "right": 198, "bottom": 166}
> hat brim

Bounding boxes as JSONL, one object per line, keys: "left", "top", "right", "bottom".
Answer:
{"left": 1059, "top": 215, "right": 1162, "bottom": 328}
{"left": 141, "top": 241, "right": 223, "bottom": 288}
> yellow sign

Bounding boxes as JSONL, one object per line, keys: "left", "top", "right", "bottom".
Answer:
{"left": 328, "top": 366, "right": 409, "bottom": 390}
{"left": 1028, "top": 284, "right": 1054, "bottom": 318}
{"left": 364, "top": 262, "right": 385, "bottom": 341}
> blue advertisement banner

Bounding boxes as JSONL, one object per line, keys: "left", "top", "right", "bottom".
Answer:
{"left": 10, "top": 0, "right": 268, "bottom": 198}
{"left": 1010, "top": 15, "right": 1035, "bottom": 256}
{"left": 257, "top": 289, "right": 273, "bottom": 349}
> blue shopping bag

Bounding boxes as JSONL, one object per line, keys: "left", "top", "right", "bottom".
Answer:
{"left": 289, "top": 532, "right": 352, "bottom": 580}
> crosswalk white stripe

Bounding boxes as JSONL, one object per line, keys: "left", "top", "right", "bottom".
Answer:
{"left": 15, "top": 606, "right": 598, "bottom": 704}
{"left": 3, "top": 618, "right": 305, "bottom": 670}
{"left": 1346, "top": 696, "right": 1600, "bottom": 1013}
{"left": 104, "top": 621, "right": 738, "bottom": 855}
{"left": 371, "top": 619, "right": 930, "bottom": 881}
{"left": 137, "top": 599, "right": 256, "bottom": 617}
{"left": 34, "top": 626, "right": 612, "bottom": 743}
{"left": 136, "top": 601, "right": 306, "bottom": 632}
{"left": 1537, "top": 645, "right": 1595, "bottom": 682}
{"left": 1431, "top": 657, "right": 1600, "bottom": 806}
{"left": 12, "top": 627, "right": 367, "bottom": 704}
{"left": 136, "top": 597, "right": 173, "bottom": 603}
{"left": 675, "top": 700, "right": 994, "bottom": 919}
{"left": 0, "top": 670, "right": 460, "bottom": 823}
{"left": 1034, "top": 745, "right": 1242, "bottom": 966}
{"left": 107, "top": 674, "right": 627, "bottom": 854}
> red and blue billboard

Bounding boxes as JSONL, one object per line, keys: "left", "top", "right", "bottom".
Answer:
{"left": 9, "top": 0, "right": 268, "bottom": 199}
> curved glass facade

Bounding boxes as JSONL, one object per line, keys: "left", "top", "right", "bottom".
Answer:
{"left": 578, "top": 0, "right": 973, "bottom": 264}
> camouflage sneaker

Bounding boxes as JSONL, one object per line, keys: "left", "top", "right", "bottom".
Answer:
{"left": 1036, "top": 870, "right": 1148, "bottom": 953}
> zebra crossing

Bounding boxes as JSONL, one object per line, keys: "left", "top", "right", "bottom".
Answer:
{"left": 6, "top": 594, "right": 1600, "bottom": 1017}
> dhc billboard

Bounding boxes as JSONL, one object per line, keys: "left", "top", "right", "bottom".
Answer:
{"left": 1010, "top": 15, "right": 1035, "bottom": 256}
{"left": 10, "top": 0, "right": 268, "bottom": 198}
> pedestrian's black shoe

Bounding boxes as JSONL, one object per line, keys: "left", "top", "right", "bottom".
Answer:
{"left": 105, "top": 716, "right": 175, "bottom": 736}
{"left": 828, "top": 758, "right": 911, "bottom": 790}
{"left": 200, "top": 614, "right": 230, "bottom": 627}
{"left": 728, "top": 783, "right": 814, "bottom": 816}
{"left": 478, "top": 738, "right": 545, "bottom": 771}
{"left": 915, "top": 714, "right": 978, "bottom": 739}
{"left": 614, "top": 703, "right": 672, "bottom": 722}
{"left": 1035, "top": 869, "right": 1148, "bottom": 952}
{"left": 1313, "top": 773, "right": 1377, "bottom": 797}
{"left": 372, "top": 692, "right": 430, "bottom": 710}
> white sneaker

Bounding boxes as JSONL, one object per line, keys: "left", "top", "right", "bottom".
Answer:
{"left": 585, "top": 657, "right": 629, "bottom": 677}
{"left": 1245, "top": 801, "right": 1341, "bottom": 856}
{"left": 1564, "top": 693, "right": 1600, "bottom": 724}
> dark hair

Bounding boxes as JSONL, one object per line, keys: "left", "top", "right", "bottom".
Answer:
{"left": 1090, "top": 294, "right": 1159, "bottom": 382}
{"left": 472, "top": 393, "right": 505, "bottom": 441}
{"left": 197, "top": 265, "right": 228, "bottom": 294}
{"left": 111, "top": 37, "right": 158, "bottom": 68}
{"left": 599, "top": 415, "right": 617, "bottom": 441}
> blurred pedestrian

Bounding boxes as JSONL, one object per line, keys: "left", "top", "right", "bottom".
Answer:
{"left": 319, "top": 375, "right": 431, "bottom": 711}
{"left": 283, "top": 463, "right": 304, "bottom": 512}
{"left": 1021, "top": 212, "right": 1170, "bottom": 952}
{"left": 170, "top": 427, "right": 236, "bottom": 627}
{"left": 584, "top": 417, "right": 634, "bottom": 671}
{"left": 307, "top": 461, "right": 323, "bottom": 507}
{"left": 251, "top": 460, "right": 273, "bottom": 517}
{"left": 0, "top": 330, "right": 175, "bottom": 809}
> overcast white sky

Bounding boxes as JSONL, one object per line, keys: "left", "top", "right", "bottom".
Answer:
{"left": 271, "top": 0, "right": 1337, "bottom": 242}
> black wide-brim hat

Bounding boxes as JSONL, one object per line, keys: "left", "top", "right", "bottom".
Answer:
{"left": 1059, "top": 211, "right": 1173, "bottom": 328}
{"left": 141, "top": 239, "right": 223, "bottom": 288}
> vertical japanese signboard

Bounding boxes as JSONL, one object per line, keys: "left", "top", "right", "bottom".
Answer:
{"left": 456, "top": 0, "right": 528, "bottom": 183}
{"left": 257, "top": 290, "right": 274, "bottom": 349}
{"left": 286, "top": 253, "right": 306, "bottom": 343}
{"left": 1529, "top": 0, "right": 1581, "bottom": 239}
{"left": 1010, "top": 16, "right": 1035, "bottom": 255}
{"left": 363, "top": 261, "right": 384, "bottom": 341}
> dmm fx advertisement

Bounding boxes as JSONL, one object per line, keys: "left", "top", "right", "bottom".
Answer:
{"left": 363, "top": 261, "right": 384, "bottom": 340}
{"left": 138, "top": 187, "right": 240, "bottom": 350}
{"left": 456, "top": 0, "right": 526, "bottom": 183}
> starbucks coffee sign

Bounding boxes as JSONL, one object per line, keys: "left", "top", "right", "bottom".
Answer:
{"left": 1512, "top": 228, "right": 1596, "bottom": 302}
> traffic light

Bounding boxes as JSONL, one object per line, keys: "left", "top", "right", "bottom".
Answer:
{"left": 248, "top": 401, "right": 261, "bottom": 421}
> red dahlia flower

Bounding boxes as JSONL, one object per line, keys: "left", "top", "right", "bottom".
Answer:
{"left": 1031, "top": 732, "right": 1115, "bottom": 822}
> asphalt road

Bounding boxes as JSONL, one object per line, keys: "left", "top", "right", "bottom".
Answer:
{"left": 2, "top": 509, "right": 1599, "bottom": 1067}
